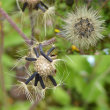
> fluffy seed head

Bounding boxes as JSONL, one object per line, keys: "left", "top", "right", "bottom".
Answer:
{"left": 63, "top": 6, "right": 105, "bottom": 49}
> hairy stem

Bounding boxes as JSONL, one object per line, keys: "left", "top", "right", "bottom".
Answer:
{"left": 42, "top": 37, "right": 56, "bottom": 47}
{"left": 29, "top": 9, "right": 35, "bottom": 45}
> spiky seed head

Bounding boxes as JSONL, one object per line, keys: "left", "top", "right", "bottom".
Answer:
{"left": 63, "top": 6, "right": 105, "bottom": 49}
{"left": 34, "top": 56, "right": 56, "bottom": 76}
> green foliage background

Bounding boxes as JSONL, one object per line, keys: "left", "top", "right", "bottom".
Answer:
{"left": 0, "top": 0, "right": 110, "bottom": 110}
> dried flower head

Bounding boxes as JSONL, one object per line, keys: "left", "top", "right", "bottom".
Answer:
{"left": 17, "top": 0, "right": 48, "bottom": 12}
{"left": 19, "top": 0, "right": 41, "bottom": 4}
{"left": 17, "top": 44, "right": 59, "bottom": 102}
{"left": 36, "top": 6, "right": 55, "bottom": 35}
{"left": 63, "top": 6, "right": 105, "bottom": 49}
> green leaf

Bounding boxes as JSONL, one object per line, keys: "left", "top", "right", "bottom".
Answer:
{"left": 52, "top": 88, "right": 71, "bottom": 106}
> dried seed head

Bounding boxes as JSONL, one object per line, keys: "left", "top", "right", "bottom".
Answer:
{"left": 74, "top": 18, "right": 94, "bottom": 38}
{"left": 19, "top": 0, "right": 41, "bottom": 4}
{"left": 16, "top": 44, "right": 59, "bottom": 102}
{"left": 34, "top": 56, "right": 56, "bottom": 76}
{"left": 63, "top": 6, "right": 105, "bottom": 49}
{"left": 36, "top": 6, "right": 55, "bottom": 35}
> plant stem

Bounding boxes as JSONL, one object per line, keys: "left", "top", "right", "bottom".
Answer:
{"left": 42, "top": 37, "right": 56, "bottom": 47}
{"left": 29, "top": 9, "right": 35, "bottom": 45}
{"left": 87, "top": 0, "right": 93, "bottom": 8}
{"left": 0, "top": 7, "right": 31, "bottom": 45}
{"left": 75, "top": 0, "right": 78, "bottom": 6}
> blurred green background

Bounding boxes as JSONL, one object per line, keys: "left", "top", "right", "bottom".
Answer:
{"left": 0, "top": 0, "right": 110, "bottom": 110}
